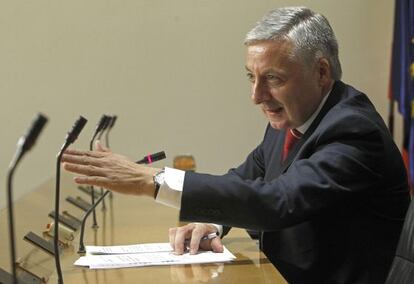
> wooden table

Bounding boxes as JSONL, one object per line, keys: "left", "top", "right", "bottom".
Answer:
{"left": 0, "top": 174, "right": 287, "bottom": 283}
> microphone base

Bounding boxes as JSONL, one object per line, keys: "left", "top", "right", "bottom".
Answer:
{"left": 23, "top": 232, "right": 61, "bottom": 256}
{"left": 48, "top": 211, "right": 80, "bottom": 231}
{"left": 77, "top": 246, "right": 86, "bottom": 254}
{"left": 66, "top": 196, "right": 92, "bottom": 211}
{"left": 0, "top": 267, "right": 14, "bottom": 284}
{"left": 0, "top": 267, "right": 38, "bottom": 284}
{"left": 77, "top": 186, "right": 102, "bottom": 198}
{"left": 15, "top": 266, "right": 45, "bottom": 284}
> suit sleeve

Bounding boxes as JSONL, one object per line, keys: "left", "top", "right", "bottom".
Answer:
{"left": 179, "top": 114, "right": 405, "bottom": 231}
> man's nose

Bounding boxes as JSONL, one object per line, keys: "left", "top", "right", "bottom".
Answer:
{"left": 251, "top": 80, "right": 269, "bottom": 104}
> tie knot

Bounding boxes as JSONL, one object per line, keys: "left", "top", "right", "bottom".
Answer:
{"left": 282, "top": 129, "right": 302, "bottom": 161}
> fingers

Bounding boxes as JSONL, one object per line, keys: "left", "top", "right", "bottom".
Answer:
{"left": 169, "top": 227, "right": 177, "bottom": 250}
{"left": 62, "top": 145, "right": 155, "bottom": 196}
{"left": 169, "top": 223, "right": 221, "bottom": 256}
{"left": 61, "top": 154, "right": 104, "bottom": 168}
{"left": 95, "top": 140, "right": 111, "bottom": 152}
{"left": 169, "top": 224, "right": 195, "bottom": 254}
{"left": 64, "top": 148, "right": 107, "bottom": 158}
{"left": 62, "top": 146, "right": 111, "bottom": 168}
{"left": 210, "top": 237, "right": 224, "bottom": 253}
{"left": 189, "top": 226, "right": 206, "bottom": 254}
{"left": 63, "top": 163, "right": 107, "bottom": 177}
{"left": 173, "top": 226, "right": 192, "bottom": 255}
{"left": 73, "top": 176, "right": 109, "bottom": 188}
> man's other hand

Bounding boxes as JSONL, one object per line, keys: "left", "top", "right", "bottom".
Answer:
{"left": 169, "top": 223, "right": 223, "bottom": 255}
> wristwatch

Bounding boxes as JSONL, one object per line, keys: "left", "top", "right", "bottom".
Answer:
{"left": 153, "top": 168, "right": 165, "bottom": 199}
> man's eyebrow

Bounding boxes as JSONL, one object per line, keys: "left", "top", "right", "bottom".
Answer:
{"left": 245, "top": 66, "right": 282, "bottom": 74}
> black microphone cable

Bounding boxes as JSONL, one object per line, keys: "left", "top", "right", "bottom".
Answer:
{"left": 54, "top": 116, "right": 87, "bottom": 284}
{"left": 95, "top": 115, "right": 111, "bottom": 211}
{"left": 6, "top": 113, "right": 47, "bottom": 284}
{"left": 104, "top": 115, "right": 117, "bottom": 149}
{"left": 88, "top": 115, "right": 109, "bottom": 228}
{"left": 77, "top": 150, "right": 166, "bottom": 253}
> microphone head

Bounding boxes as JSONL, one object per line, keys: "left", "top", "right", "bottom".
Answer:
{"left": 101, "top": 115, "right": 111, "bottom": 131}
{"left": 151, "top": 151, "right": 166, "bottom": 162}
{"left": 95, "top": 114, "right": 109, "bottom": 134}
{"left": 136, "top": 151, "right": 166, "bottom": 164}
{"left": 21, "top": 113, "right": 48, "bottom": 152}
{"left": 109, "top": 115, "right": 117, "bottom": 129}
{"left": 66, "top": 116, "right": 87, "bottom": 144}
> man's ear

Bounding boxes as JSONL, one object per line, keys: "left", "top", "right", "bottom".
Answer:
{"left": 317, "top": 57, "right": 332, "bottom": 87}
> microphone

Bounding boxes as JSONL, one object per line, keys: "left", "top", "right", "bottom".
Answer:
{"left": 77, "top": 150, "right": 166, "bottom": 253}
{"left": 54, "top": 116, "right": 87, "bottom": 284}
{"left": 104, "top": 115, "right": 117, "bottom": 148}
{"left": 90, "top": 115, "right": 109, "bottom": 146}
{"left": 19, "top": 113, "right": 48, "bottom": 152}
{"left": 89, "top": 115, "right": 110, "bottom": 228}
{"left": 96, "top": 115, "right": 111, "bottom": 141}
{"left": 4, "top": 113, "right": 48, "bottom": 284}
{"left": 136, "top": 151, "right": 166, "bottom": 164}
{"left": 95, "top": 115, "right": 112, "bottom": 211}
{"left": 64, "top": 116, "right": 88, "bottom": 146}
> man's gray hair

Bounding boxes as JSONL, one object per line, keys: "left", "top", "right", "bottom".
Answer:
{"left": 245, "top": 7, "right": 342, "bottom": 80}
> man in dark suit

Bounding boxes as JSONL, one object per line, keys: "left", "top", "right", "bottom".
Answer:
{"left": 62, "top": 7, "right": 410, "bottom": 283}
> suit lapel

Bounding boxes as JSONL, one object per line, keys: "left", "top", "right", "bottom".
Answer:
{"left": 279, "top": 81, "right": 345, "bottom": 173}
{"left": 264, "top": 128, "right": 286, "bottom": 180}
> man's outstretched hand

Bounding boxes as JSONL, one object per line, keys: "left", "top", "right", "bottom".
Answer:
{"left": 62, "top": 141, "right": 159, "bottom": 197}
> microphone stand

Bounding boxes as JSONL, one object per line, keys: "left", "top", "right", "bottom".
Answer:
{"left": 77, "top": 191, "right": 111, "bottom": 253}
{"left": 77, "top": 151, "right": 166, "bottom": 253}
{"left": 104, "top": 115, "right": 117, "bottom": 149}
{"left": 104, "top": 116, "right": 117, "bottom": 201}
{"left": 3, "top": 113, "right": 48, "bottom": 284}
{"left": 89, "top": 115, "right": 109, "bottom": 228}
{"left": 6, "top": 149, "right": 24, "bottom": 284}
{"left": 96, "top": 116, "right": 111, "bottom": 211}
{"left": 54, "top": 116, "right": 87, "bottom": 284}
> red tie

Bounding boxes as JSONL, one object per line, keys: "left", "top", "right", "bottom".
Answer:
{"left": 282, "top": 129, "right": 302, "bottom": 161}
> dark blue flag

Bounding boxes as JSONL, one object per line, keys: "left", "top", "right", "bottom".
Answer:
{"left": 390, "top": 0, "right": 414, "bottom": 186}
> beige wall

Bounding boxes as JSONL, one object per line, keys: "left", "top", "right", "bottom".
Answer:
{"left": 0, "top": 0, "right": 399, "bottom": 209}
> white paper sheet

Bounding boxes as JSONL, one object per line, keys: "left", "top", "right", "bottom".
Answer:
{"left": 74, "top": 243, "right": 236, "bottom": 269}
{"left": 86, "top": 243, "right": 172, "bottom": 255}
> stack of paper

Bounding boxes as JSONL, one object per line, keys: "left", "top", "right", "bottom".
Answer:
{"left": 74, "top": 243, "right": 236, "bottom": 269}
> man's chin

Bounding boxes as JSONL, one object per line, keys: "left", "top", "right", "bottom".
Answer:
{"left": 269, "top": 120, "right": 289, "bottom": 130}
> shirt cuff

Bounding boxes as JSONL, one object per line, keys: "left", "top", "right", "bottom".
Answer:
{"left": 211, "top": 224, "right": 223, "bottom": 237}
{"left": 155, "top": 168, "right": 223, "bottom": 236}
{"left": 155, "top": 167, "right": 185, "bottom": 209}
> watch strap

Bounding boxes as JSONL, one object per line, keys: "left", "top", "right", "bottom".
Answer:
{"left": 153, "top": 169, "right": 165, "bottom": 199}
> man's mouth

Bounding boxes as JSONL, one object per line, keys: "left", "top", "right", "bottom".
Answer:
{"left": 264, "top": 106, "right": 284, "bottom": 114}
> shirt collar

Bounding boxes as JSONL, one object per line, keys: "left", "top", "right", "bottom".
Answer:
{"left": 296, "top": 88, "right": 332, "bottom": 134}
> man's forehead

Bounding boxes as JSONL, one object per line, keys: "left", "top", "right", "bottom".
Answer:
{"left": 248, "top": 45, "right": 267, "bottom": 54}
{"left": 246, "top": 40, "right": 295, "bottom": 65}
{"left": 246, "top": 40, "right": 293, "bottom": 55}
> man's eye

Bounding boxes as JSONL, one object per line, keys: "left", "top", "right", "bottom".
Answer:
{"left": 266, "top": 74, "right": 277, "bottom": 80}
{"left": 246, "top": 73, "right": 255, "bottom": 82}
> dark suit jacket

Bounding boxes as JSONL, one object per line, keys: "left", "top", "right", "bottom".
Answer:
{"left": 180, "top": 81, "right": 410, "bottom": 284}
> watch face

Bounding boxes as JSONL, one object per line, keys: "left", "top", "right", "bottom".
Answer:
{"left": 155, "top": 171, "right": 165, "bottom": 185}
